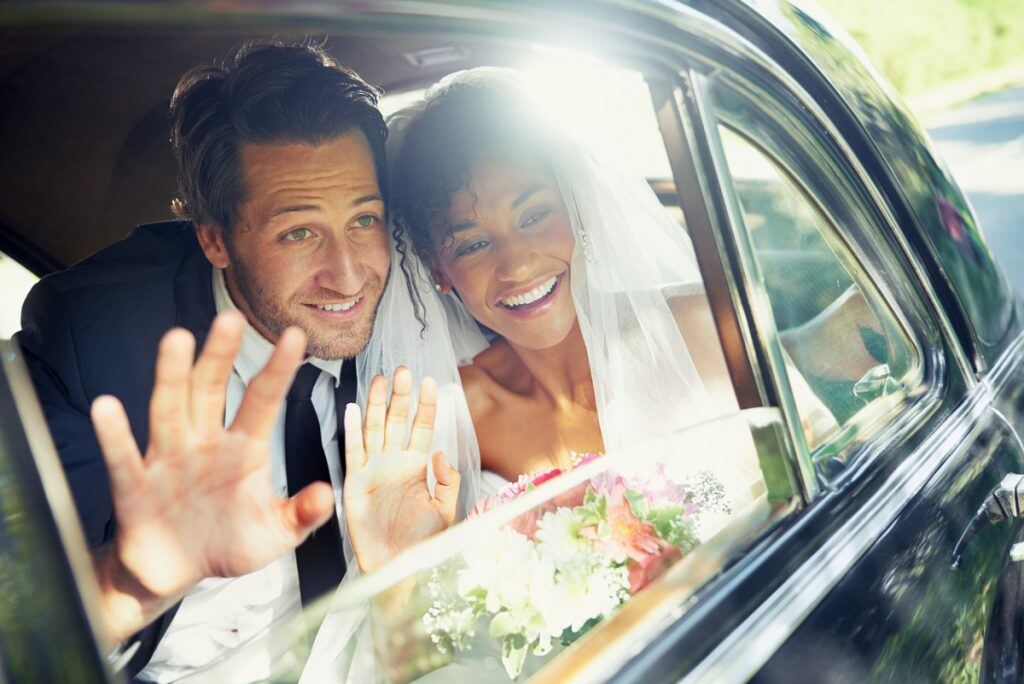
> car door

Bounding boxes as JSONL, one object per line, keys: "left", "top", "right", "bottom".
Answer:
{"left": 618, "top": 43, "right": 1024, "bottom": 683}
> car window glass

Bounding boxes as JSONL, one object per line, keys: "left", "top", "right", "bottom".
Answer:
{"left": 208, "top": 409, "right": 798, "bottom": 682}
{"left": 716, "top": 124, "right": 921, "bottom": 479}
{"left": 0, "top": 252, "right": 38, "bottom": 339}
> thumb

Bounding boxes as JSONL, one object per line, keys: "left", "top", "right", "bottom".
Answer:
{"left": 432, "top": 451, "right": 461, "bottom": 524}
{"left": 283, "top": 481, "right": 335, "bottom": 542}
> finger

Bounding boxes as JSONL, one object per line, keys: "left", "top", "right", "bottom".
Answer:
{"left": 91, "top": 396, "right": 144, "bottom": 503}
{"left": 432, "top": 451, "right": 461, "bottom": 525}
{"left": 191, "top": 311, "right": 245, "bottom": 438}
{"left": 148, "top": 328, "right": 196, "bottom": 457}
{"left": 281, "top": 481, "right": 335, "bottom": 543}
{"left": 343, "top": 403, "right": 367, "bottom": 471}
{"left": 363, "top": 375, "right": 388, "bottom": 454}
{"left": 231, "top": 327, "right": 305, "bottom": 439}
{"left": 407, "top": 376, "right": 437, "bottom": 454}
{"left": 382, "top": 366, "right": 412, "bottom": 453}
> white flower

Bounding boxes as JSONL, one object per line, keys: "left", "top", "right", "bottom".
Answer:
{"left": 449, "top": 512, "right": 633, "bottom": 679}
{"left": 535, "top": 507, "right": 590, "bottom": 566}
{"left": 457, "top": 527, "right": 556, "bottom": 637}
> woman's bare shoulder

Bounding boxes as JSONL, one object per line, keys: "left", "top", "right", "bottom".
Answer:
{"left": 458, "top": 339, "right": 519, "bottom": 416}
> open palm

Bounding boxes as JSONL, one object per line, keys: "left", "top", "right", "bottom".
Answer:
{"left": 343, "top": 368, "right": 460, "bottom": 574}
{"left": 91, "top": 312, "right": 335, "bottom": 601}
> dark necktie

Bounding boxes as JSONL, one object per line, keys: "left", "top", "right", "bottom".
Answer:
{"left": 285, "top": 361, "right": 353, "bottom": 607}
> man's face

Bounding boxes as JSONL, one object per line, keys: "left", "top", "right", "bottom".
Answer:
{"left": 200, "top": 131, "right": 389, "bottom": 359}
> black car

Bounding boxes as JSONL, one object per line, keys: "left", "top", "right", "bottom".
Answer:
{"left": 1, "top": 1, "right": 1022, "bottom": 682}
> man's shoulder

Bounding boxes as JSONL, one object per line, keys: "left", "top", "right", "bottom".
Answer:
{"left": 40, "top": 221, "right": 202, "bottom": 294}
{"left": 17, "top": 220, "right": 214, "bottom": 381}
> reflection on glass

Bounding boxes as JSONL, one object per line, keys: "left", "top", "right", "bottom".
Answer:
{"left": 208, "top": 410, "right": 797, "bottom": 682}
{"left": 717, "top": 124, "right": 920, "bottom": 477}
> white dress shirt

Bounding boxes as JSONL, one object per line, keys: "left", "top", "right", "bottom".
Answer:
{"left": 138, "top": 268, "right": 347, "bottom": 683}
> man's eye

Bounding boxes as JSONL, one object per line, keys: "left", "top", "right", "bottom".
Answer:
{"left": 353, "top": 215, "right": 379, "bottom": 229}
{"left": 284, "top": 227, "right": 312, "bottom": 241}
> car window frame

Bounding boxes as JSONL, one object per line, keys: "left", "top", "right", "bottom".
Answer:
{"left": 676, "top": 60, "right": 959, "bottom": 496}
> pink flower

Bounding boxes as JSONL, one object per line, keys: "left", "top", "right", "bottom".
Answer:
{"left": 572, "top": 452, "right": 603, "bottom": 467}
{"left": 590, "top": 463, "right": 692, "bottom": 512}
{"left": 469, "top": 467, "right": 583, "bottom": 539}
{"left": 628, "top": 545, "right": 681, "bottom": 593}
{"left": 530, "top": 468, "right": 563, "bottom": 487}
{"left": 581, "top": 484, "right": 668, "bottom": 565}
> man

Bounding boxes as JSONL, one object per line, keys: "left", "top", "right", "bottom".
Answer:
{"left": 15, "top": 41, "right": 450, "bottom": 680}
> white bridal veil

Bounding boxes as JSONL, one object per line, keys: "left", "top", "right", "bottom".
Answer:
{"left": 302, "top": 67, "right": 712, "bottom": 681}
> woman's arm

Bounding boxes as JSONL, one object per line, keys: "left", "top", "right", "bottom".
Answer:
{"left": 778, "top": 284, "right": 883, "bottom": 382}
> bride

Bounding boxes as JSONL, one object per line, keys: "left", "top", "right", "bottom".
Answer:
{"left": 305, "top": 68, "right": 829, "bottom": 681}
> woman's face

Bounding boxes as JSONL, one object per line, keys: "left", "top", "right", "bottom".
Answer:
{"left": 433, "top": 151, "right": 577, "bottom": 351}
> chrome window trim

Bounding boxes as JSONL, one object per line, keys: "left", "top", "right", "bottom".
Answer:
{"left": 650, "top": 79, "right": 768, "bottom": 413}
{"left": 689, "top": 69, "right": 944, "bottom": 496}
{"left": 682, "top": 330, "right": 1024, "bottom": 683}
{"left": 0, "top": 340, "right": 114, "bottom": 676}
{"left": 984, "top": 327, "right": 1024, "bottom": 396}
{"left": 682, "top": 68, "right": 819, "bottom": 500}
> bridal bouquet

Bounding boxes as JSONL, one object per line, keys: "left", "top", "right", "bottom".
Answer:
{"left": 422, "top": 454, "right": 725, "bottom": 679}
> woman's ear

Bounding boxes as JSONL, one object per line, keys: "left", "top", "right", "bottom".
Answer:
{"left": 195, "top": 223, "right": 231, "bottom": 269}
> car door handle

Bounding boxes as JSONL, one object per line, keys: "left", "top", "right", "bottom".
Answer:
{"left": 952, "top": 473, "right": 1024, "bottom": 569}
{"left": 852, "top": 363, "right": 904, "bottom": 401}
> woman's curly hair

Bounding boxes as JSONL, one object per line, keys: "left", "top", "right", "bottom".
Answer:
{"left": 390, "top": 82, "right": 557, "bottom": 327}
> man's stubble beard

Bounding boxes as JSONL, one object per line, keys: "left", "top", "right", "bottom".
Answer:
{"left": 230, "top": 255, "right": 384, "bottom": 360}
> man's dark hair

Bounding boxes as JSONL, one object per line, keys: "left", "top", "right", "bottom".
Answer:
{"left": 169, "top": 41, "right": 387, "bottom": 231}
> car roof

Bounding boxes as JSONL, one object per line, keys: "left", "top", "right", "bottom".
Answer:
{"left": 0, "top": 1, "right": 825, "bottom": 270}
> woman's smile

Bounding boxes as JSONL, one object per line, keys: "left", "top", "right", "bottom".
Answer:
{"left": 495, "top": 272, "right": 565, "bottom": 318}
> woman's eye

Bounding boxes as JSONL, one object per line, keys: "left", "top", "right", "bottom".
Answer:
{"left": 521, "top": 208, "right": 552, "bottom": 228}
{"left": 454, "top": 239, "right": 488, "bottom": 258}
{"left": 284, "top": 227, "right": 312, "bottom": 242}
{"left": 353, "top": 215, "right": 379, "bottom": 229}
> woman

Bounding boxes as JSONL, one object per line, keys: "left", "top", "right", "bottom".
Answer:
{"left": 386, "top": 68, "right": 741, "bottom": 485}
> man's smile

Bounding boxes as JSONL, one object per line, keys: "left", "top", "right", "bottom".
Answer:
{"left": 303, "top": 296, "right": 365, "bottom": 319}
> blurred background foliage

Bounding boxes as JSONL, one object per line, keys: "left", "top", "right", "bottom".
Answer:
{"left": 816, "top": 0, "right": 1024, "bottom": 95}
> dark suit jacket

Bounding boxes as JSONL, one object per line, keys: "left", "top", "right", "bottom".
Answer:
{"left": 15, "top": 221, "right": 215, "bottom": 678}
{"left": 16, "top": 220, "right": 355, "bottom": 680}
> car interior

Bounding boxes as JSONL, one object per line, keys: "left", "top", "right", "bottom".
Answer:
{"left": 0, "top": 24, "right": 686, "bottom": 275}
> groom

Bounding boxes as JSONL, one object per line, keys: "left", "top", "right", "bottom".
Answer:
{"left": 16, "top": 42, "right": 397, "bottom": 680}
